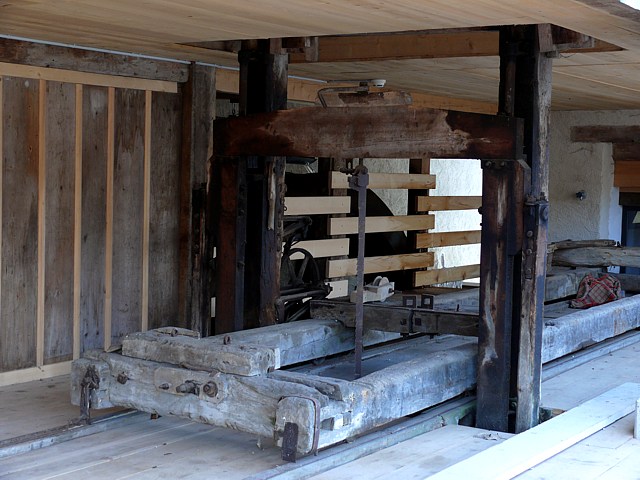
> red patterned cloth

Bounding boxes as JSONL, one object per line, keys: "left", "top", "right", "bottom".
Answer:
{"left": 570, "top": 273, "right": 622, "bottom": 309}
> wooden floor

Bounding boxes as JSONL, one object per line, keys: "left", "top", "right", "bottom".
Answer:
{"left": 1, "top": 340, "right": 640, "bottom": 479}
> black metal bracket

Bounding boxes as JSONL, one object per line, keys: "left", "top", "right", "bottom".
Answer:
{"left": 79, "top": 366, "right": 100, "bottom": 425}
{"left": 523, "top": 196, "right": 549, "bottom": 280}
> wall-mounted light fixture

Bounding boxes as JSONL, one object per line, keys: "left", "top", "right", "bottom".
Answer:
{"left": 576, "top": 190, "right": 586, "bottom": 201}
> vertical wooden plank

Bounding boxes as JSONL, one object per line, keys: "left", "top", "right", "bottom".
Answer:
{"left": 0, "top": 76, "right": 39, "bottom": 372}
{"left": 36, "top": 79, "right": 46, "bottom": 367}
{"left": 43, "top": 80, "right": 75, "bottom": 365}
{"left": 476, "top": 160, "right": 524, "bottom": 432}
{"left": 149, "top": 91, "right": 182, "bottom": 330}
{"left": 141, "top": 90, "right": 151, "bottom": 332}
{"left": 514, "top": 25, "right": 553, "bottom": 433}
{"left": 104, "top": 87, "right": 115, "bottom": 351}
{"left": 111, "top": 88, "right": 144, "bottom": 346}
{"left": 409, "top": 158, "right": 431, "bottom": 289}
{"left": 80, "top": 85, "right": 108, "bottom": 353}
{"left": 0, "top": 77, "right": 2, "bottom": 334}
{"left": 178, "top": 63, "right": 216, "bottom": 335}
{"left": 73, "top": 84, "right": 82, "bottom": 360}
{"left": 239, "top": 39, "right": 288, "bottom": 328}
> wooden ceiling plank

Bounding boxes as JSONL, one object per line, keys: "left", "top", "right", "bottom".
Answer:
{"left": 213, "top": 105, "right": 523, "bottom": 159}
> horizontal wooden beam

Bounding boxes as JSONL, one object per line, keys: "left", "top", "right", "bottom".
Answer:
{"left": 284, "top": 196, "right": 350, "bottom": 216}
{"left": 310, "top": 299, "right": 478, "bottom": 336}
{"left": 289, "top": 238, "right": 349, "bottom": 259}
{"left": 289, "top": 30, "right": 499, "bottom": 63}
{"left": 613, "top": 143, "right": 640, "bottom": 162}
{"left": 0, "top": 361, "right": 72, "bottom": 388}
{"left": 0, "top": 61, "right": 177, "bottom": 93}
{"left": 552, "top": 246, "right": 640, "bottom": 268}
{"left": 415, "top": 230, "right": 482, "bottom": 248}
{"left": 571, "top": 125, "right": 640, "bottom": 144}
{"left": 214, "top": 106, "right": 523, "bottom": 159}
{"left": 615, "top": 160, "right": 640, "bottom": 188}
{"left": 0, "top": 38, "right": 188, "bottom": 83}
{"left": 331, "top": 172, "right": 435, "bottom": 190}
{"left": 329, "top": 215, "right": 435, "bottom": 235}
{"left": 414, "top": 264, "right": 481, "bottom": 287}
{"left": 416, "top": 195, "right": 482, "bottom": 211}
{"left": 327, "top": 252, "right": 434, "bottom": 277}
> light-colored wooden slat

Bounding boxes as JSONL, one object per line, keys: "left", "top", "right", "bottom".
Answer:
{"left": 416, "top": 196, "right": 482, "bottom": 212}
{"left": 36, "top": 79, "right": 46, "bottom": 368}
{"left": 416, "top": 230, "right": 482, "bottom": 248}
{"left": 327, "top": 252, "right": 434, "bottom": 278}
{"left": 141, "top": 90, "right": 152, "bottom": 332}
{"left": 414, "top": 264, "right": 481, "bottom": 287}
{"left": 0, "top": 361, "right": 73, "bottom": 388}
{"left": 0, "top": 62, "right": 177, "bottom": 93}
{"left": 428, "top": 382, "right": 640, "bottom": 480}
{"left": 327, "top": 279, "right": 349, "bottom": 299}
{"left": 331, "top": 172, "right": 436, "bottom": 190}
{"left": 284, "top": 196, "right": 350, "bottom": 216}
{"left": 289, "top": 238, "right": 349, "bottom": 259}
{"left": 104, "top": 87, "right": 115, "bottom": 352}
{"left": 73, "top": 84, "right": 82, "bottom": 360}
{"left": 329, "top": 215, "right": 434, "bottom": 235}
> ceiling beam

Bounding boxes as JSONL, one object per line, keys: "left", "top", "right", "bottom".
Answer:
{"left": 189, "top": 26, "right": 620, "bottom": 65}
{"left": 289, "top": 30, "right": 498, "bottom": 63}
{"left": 571, "top": 125, "right": 640, "bottom": 143}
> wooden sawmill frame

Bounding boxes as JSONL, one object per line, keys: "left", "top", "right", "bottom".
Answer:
{"left": 67, "top": 23, "right": 627, "bottom": 459}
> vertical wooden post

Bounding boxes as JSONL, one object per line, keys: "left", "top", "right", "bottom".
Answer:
{"left": 73, "top": 84, "right": 83, "bottom": 360}
{"left": 513, "top": 24, "right": 553, "bottom": 433}
{"left": 178, "top": 63, "right": 216, "bottom": 335}
{"left": 36, "top": 79, "right": 46, "bottom": 367}
{"left": 476, "top": 159, "right": 524, "bottom": 432}
{"left": 476, "top": 24, "right": 552, "bottom": 433}
{"left": 239, "top": 39, "right": 288, "bottom": 328}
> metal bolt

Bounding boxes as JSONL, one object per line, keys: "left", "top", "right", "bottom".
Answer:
{"left": 526, "top": 230, "right": 534, "bottom": 238}
{"left": 526, "top": 249, "right": 533, "bottom": 255}
{"left": 116, "top": 373, "right": 128, "bottom": 385}
{"left": 223, "top": 335, "right": 232, "bottom": 345}
{"left": 158, "top": 383, "right": 170, "bottom": 390}
{"left": 203, "top": 382, "right": 218, "bottom": 398}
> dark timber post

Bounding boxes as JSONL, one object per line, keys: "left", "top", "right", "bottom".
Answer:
{"left": 240, "top": 39, "right": 288, "bottom": 328}
{"left": 179, "top": 62, "right": 216, "bottom": 336}
{"left": 476, "top": 24, "right": 552, "bottom": 432}
{"left": 513, "top": 24, "right": 553, "bottom": 433}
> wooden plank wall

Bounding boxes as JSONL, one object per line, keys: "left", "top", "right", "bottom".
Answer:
{"left": 0, "top": 64, "right": 183, "bottom": 380}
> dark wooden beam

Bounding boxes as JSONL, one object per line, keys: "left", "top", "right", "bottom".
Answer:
{"left": 613, "top": 143, "right": 640, "bottom": 161}
{"left": 178, "top": 63, "right": 216, "bottom": 336}
{"left": 513, "top": 25, "right": 553, "bottom": 434}
{"left": 214, "top": 106, "right": 523, "bottom": 160}
{"left": 571, "top": 126, "right": 640, "bottom": 144}
{"left": 240, "top": 39, "right": 289, "bottom": 328}
{"left": 0, "top": 37, "right": 188, "bottom": 82}
{"left": 476, "top": 159, "right": 525, "bottom": 432}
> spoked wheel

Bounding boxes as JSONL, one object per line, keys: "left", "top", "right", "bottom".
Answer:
{"left": 279, "top": 247, "right": 329, "bottom": 322}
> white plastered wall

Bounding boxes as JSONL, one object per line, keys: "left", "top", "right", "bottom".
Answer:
{"left": 548, "top": 110, "right": 639, "bottom": 244}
